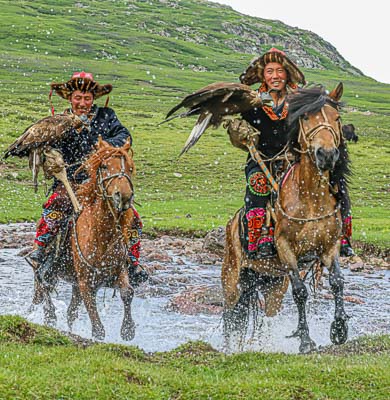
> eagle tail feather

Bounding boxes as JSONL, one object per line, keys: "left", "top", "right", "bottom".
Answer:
{"left": 179, "top": 113, "right": 213, "bottom": 157}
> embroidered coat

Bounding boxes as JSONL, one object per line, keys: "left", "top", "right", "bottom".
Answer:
{"left": 53, "top": 105, "right": 131, "bottom": 184}
{"left": 241, "top": 105, "right": 288, "bottom": 164}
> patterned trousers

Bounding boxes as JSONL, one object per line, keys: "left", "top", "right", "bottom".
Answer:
{"left": 34, "top": 184, "right": 142, "bottom": 265}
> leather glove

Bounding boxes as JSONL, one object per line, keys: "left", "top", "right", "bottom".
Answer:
{"left": 224, "top": 118, "right": 259, "bottom": 147}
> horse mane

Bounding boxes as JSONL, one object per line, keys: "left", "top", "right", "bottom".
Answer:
{"left": 286, "top": 85, "right": 350, "bottom": 184}
{"left": 76, "top": 144, "right": 135, "bottom": 205}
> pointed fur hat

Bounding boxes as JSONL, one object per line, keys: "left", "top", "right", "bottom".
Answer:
{"left": 240, "top": 48, "right": 306, "bottom": 87}
{"left": 50, "top": 72, "right": 113, "bottom": 100}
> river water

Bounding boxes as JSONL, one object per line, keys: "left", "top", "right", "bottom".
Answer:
{"left": 0, "top": 243, "right": 388, "bottom": 353}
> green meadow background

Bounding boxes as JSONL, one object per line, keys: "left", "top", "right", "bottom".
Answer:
{"left": 0, "top": 0, "right": 388, "bottom": 250}
{"left": 0, "top": 2, "right": 389, "bottom": 398}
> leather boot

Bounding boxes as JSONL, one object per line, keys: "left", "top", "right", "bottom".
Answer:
{"left": 340, "top": 238, "right": 355, "bottom": 257}
{"left": 29, "top": 247, "right": 54, "bottom": 285}
{"left": 257, "top": 240, "right": 277, "bottom": 258}
{"left": 29, "top": 246, "right": 46, "bottom": 264}
{"left": 128, "top": 263, "right": 149, "bottom": 287}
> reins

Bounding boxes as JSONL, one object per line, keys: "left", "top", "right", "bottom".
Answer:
{"left": 277, "top": 103, "right": 342, "bottom": 223}
{"left": 97, "top": 156, "right": 134, "bottom": 205}
{"left": 72, "top": 150, "right": 135, "bottom": 273}
{"left": 276, "top": 197, "right": 341, "bottom": 223}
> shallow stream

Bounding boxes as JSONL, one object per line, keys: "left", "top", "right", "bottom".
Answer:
{"left": 0, "top": 240, "right": 388, "bottom": 353}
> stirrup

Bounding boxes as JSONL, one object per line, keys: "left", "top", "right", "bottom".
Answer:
{"left": 128, "top": 264, "right": 149, "bottom": 286}
{"left": 340, "top": 244, "right": 355, "bottom": 257}
{"left": 257, "top": 245, "right": 277, "bottom": 259}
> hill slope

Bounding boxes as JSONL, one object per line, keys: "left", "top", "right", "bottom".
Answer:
{"left": 0, "top": 0, "right": 362, "bottom": 75}
{"left": 0, "top": 0, "right": 389, "bottom": 247}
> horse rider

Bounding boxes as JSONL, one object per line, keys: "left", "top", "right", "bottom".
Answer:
{"left": 226, "top": 47, "right": 354, "bottom": 258}
{"left": 29, "top": 71, "right": 148, "bottom": 284}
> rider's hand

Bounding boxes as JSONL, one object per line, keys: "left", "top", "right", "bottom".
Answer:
{"left": 224, "top": 118, "right": 259, "bottom": 146}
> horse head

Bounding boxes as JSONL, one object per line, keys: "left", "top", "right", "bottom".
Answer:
{"left": 95, "top": 137, "right": 135, "bottom": 213}
{"left": 78, "top": 136, "right": 135, "bottom": 213}
{"left": 288, "top": 83, "right": 343, "bottom": 172}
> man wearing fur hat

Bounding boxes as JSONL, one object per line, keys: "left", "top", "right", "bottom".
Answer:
{"left": 30, "top": 72, "right": 148, "bottom": 285}
{"left": 227, "top": 48, "right": 354, "bottom": 258}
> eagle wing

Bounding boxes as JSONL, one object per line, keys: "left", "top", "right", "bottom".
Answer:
{"left": 164, "top": 82, "right": 270, "bottom": 156}
{"left": 3, "top": 113, "right": 83, "bottom": 192}
{"left": 3, "top": 113, "right": 81, "bottom": 158}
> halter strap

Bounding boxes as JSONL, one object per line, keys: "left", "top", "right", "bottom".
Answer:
{"left": 298, "top": 104, "right": 341, "bottom": 150}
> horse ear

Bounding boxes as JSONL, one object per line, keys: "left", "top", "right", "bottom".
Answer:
{"left": 96, "top": 135, "right": 109, "bottom": 149}
{"left": 123, "top": 137, "right": 131, "bottom": 152}
{"left": 329, "top": 82, "right": 343, "bottom": 101}
{"left": 97, "top": 135, "right": 104, "bottom": 149}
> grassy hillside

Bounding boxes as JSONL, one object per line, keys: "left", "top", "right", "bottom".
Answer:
{"left": 0, "top": 0, "right": 389, "bottom": 248}
{"left": 0, "top": 316, "right": 389, "bottom": 399}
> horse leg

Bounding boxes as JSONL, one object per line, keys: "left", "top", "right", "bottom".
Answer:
{"left": 288, "top": 269, "right": 316, "bottom": 353}
{"left": 42, "top": 289, "right": 57, "bottom": 327}
{"left": 329, "top": 258, "right": 348, "bottom": 344}
{"left": 261, "top": 276, "right": 289, "bottom": 317}
{"left": 223, "top": 268, "right": 258, "bottom": 352}
{"left": 117, "top": 269, "right": 135, "bottom": 341}
{"left": 79, "top": 283, "right": 105, "bottom": 340}
{"left": 31, "top": 277, "right": 45, "bottom": 306}
{"left": 222, "top": 216, "right": 246, "bottom": 352}
{"left": 67, "top": 284, "right": 82, "bottom": 332}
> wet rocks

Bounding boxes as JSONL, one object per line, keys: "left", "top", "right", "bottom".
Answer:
{"left": 202, "top": 226, "right": 226, "bottom": 256}
{"left": 167, "top": 284, "right": 223, "bottom": 315}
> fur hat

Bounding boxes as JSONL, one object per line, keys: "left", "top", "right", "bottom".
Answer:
{"left": 240, "top": 48, "right": 306, "bottom": 87}
{"left": 50, "top": 72, "right": 113, "bottom": 100}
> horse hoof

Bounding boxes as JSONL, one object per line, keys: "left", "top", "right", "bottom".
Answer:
{"left": 330, "top": 319, "right": 348, "bottom": 345}
{"left": 299, "top": 339, "right": 316, "bottom": 354}
{"left": 121, "top": 322, "right": 136, "bottom": 341}
{"left": 92, "top": 328, "right": 105, "bottom": 341}
{"left": 44, "top": 315, "right": 57, "bottom": 328}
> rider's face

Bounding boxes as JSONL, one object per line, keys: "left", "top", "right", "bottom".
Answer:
{"left": 70, "top": 90, "right": 94, "bottom": 116}
{"left": 263, "top": 62, "right": 288, "bottom": 91}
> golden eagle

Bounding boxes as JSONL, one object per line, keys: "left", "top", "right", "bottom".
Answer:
{"left": 163, "top": 82, "right": 272, "bottom": 156}
{"left": 3, "top": 113, "right": 84, "bottom": 191}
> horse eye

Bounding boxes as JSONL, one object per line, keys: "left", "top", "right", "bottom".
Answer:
{"left": 100, "top": 165, "right": 108, "bottom": 171}
{"left": 302, "top": 115, "right": 309, "bottom": 121}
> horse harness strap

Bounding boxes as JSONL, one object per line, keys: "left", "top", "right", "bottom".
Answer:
{"left": 276, "top": 197, "right": 341, "bottom": 223}
{"left": 97, "top": 155, "right": 134, "bottom": 203}
{"left": 71, "top": 215, "right": 127, "bottom": 275}
{"left": 297, "top": 104, "right": 341, "bottom": 153}
{"left": 97, "top": 154, "right": 134, "bottom": 240}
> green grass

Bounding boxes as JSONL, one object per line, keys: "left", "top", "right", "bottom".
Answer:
{"left": 0, "top": 0, "right": 389, "bottom": 249}
{"left": 1, "top": 113, "right": 389, "bottom": 247}
{"left": 0, "top": 316, "right": 389, "bottom": 399}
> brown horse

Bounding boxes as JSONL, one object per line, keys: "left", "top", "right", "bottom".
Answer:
{"left": 32, "top": 138, "right": 137, "bottom": 340}
{"left": 222, "top": 83, "right": 349, "bottom": 353}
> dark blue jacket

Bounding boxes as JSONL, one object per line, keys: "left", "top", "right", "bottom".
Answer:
{"left": 53, "top": 105, "right": 131, "bottom": 184}
{"left": 241, "top": 106, "right": 288, "bottom": 161}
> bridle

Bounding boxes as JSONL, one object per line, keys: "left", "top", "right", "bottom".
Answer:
{"left": 97, "top": 155, "right": 134, "bottom": 208}
{"left": 277, "top": 102, "right": 342, "bottom": 223}
{"left": 297, "top": 103, "right": 342, "bottom": 153}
